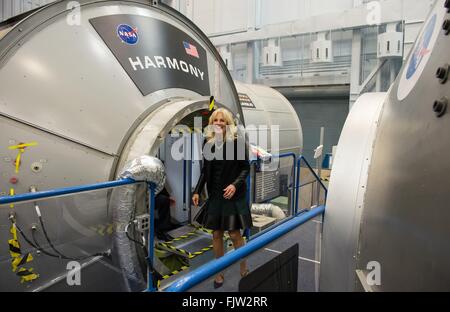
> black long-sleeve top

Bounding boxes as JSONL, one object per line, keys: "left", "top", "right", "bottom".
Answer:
{"left": 193, "top": 138, "right": 250, "bottom": 200}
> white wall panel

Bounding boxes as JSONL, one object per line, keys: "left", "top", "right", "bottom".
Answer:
{"left": 192, "top": 0, "right": 215, "bottom": 34}
{"left": 1, "top": 0, "right": 56, "bottom": 22}
{"left": 192, "top": 0, "right": 247, "bottom": 35}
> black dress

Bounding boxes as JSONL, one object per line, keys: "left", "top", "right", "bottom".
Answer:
{"left": 196, "top": 140, "right": 253, "bottom": 231}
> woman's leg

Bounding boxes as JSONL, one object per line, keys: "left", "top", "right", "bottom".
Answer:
{"left": 229, "top": 230, "right": 248, "bottom": 275}
{"left": 213, "top": 230, "right": 225, "bottom": 282}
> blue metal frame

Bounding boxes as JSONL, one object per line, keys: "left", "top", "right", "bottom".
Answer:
{"left": 0, "top": 151, "right": 328, "bottom": 292}
{"left": 0, "top": 178, "right": 137, "bottom": 205}
{"left": 294, "top": 156, "right": 328, "bottom": 214}
{"left": 147, "top": 183, "right": 157, "bottom": 292}
{"left": 165, "top": 205, "right": 325, "bottom": 292}
{"left": 0, "top": 176, "right": 158, "bottom": 291}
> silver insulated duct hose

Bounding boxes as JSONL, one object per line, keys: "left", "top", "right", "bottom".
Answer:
{"left": 113, "top": 156, "right": 166, "bottom": 292}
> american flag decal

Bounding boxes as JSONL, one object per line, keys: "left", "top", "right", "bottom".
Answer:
{"left": 183, "top": 41, "right": 199, "bottom": 58}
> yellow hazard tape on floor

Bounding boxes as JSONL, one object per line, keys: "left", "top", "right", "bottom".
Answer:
{"left": 156, "top": 265, "right": 190, "bottom": 289}
{"left": 169, "top": 231, "right": 198, "bottom": 242}
{"left": 156, "top": 241, "right": 214, "bottom": 260}
{"left": 159, "top": 226, "right": 213, "bottom": 246}
{"left": 195, "top": 226, "right": 213, "bottom": 234}
{"left": 156, "top": 242, "right": 193, "bottom": 258}
{"left": 189, "top": 245, "right": 214, "bottom": 259}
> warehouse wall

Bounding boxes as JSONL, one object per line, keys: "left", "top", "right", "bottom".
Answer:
{"left": 0, "top": 0, "right": 56, "bottom": 22}
{"left": 183, "top": 0, "right": 433, "bottom": 37}
{"left": 289, "top": 97, "right": 349, "bottom": 166}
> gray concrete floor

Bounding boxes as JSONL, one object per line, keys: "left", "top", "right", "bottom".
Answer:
{"left": 188, "top": 215, "right": 323, "bottom": 292}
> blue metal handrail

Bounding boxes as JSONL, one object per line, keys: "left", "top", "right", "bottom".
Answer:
{"left": 294, "top": 156, "right": 328, "bottom": 214}
{"left": 165, "top": 205, "right": 325, "bottom": 292}
{"left": 0, "top": 177, "right": 158, "bottom": 291}
{"left": 0, "top": 178, "right": 138, "bottom": 205}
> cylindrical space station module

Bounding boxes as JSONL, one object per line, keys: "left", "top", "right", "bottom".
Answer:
{"left": 0, "top": 1, "right": 303, "bottom": 291}
{"left": 320, "top": 0, "right": 450, "bottom": 291}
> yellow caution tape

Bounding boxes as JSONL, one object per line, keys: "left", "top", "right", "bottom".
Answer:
{"left": 189, "top": 245, "right": 213, "bottom": 259}
{"left": 17, "top": 267, "right": 39, "bottom": 283}
{"left": 10, "top": 222, "right": 18, "bottom": 240}
{"left": 195, "top": 226, "right": 213, "bottom": 234}
{"left": 11, "top": 253, "right": 33, "bottom": 272}
{"left": 8, "top": 141, "right": 38, "bottom": 174}
{"left": 8, "top": 238, "right": 21, "bottom": 259}
{"left": 157, "top": 242, "right": 192, "bottom": 257}
{"left": 14, "top": 151, "right": 22, "bottom": 173}
{"left": 8, "top": 142, "right": 38, "bottom": 150}
{"left": 209, "top": 96, "right": 215, "bottom": 111}
{"left": 157, "top": 265, "right": 190, "bottom": 289}
{"left": 8, "top": 221, "right": 39, "bottom": 283}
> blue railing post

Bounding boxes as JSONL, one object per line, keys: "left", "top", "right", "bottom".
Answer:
{"left": 295, "top": 157, "right": 301, "bottom": 215}
{"left": 295, "top": 156, "right": 328, "bottom": 214}
{"left": 147, "top": 182, "right": 157, "bottom": 292}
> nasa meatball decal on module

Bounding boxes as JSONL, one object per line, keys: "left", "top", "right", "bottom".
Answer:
{"left": 90, "top": 14, "right": 210, "bottom": 96}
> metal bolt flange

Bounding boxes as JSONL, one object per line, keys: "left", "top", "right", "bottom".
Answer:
{"left": 436, "top": 65, "right": 449, "bottom": 84}
{"left": 443, "top": 20, "right": 450, "bottom": 35}
{"left": 433, "top": 97, "right": 448, "bottom": 118}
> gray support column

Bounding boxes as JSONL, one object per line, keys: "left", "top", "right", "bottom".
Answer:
{"left": 349, "top": 29, "right": 362, "bottom": 110}
{"left": 376, "top": 59, "right": 382, "bottom": 92}
{"left": 246, "top": 41, "right": 254, "bottom": 83}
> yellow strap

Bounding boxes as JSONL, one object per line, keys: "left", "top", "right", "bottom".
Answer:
{"left": 209, "top": 96, "right": 215, "bottom": 111}
{"left": 15, "top": 151, "right": 22, "bottom": 174}
{"left": 17, "top": 268, "right": 39, "bottom": 283}
{"left": 9, "top": 188, "right": 15, "bottom": 208}
{"left": 8, "top": 142, "right": 38, "bottom": 150}
{"left": 21, "top": 273, "right": 39, "bottom": 283}
{"left": 8, "top": 222, "right": 39, "bottom": 282}
{"left": 10, "top": 223, "right": 18, "bottom": 241}
{"left": 12, "top": 253, "right": 34, "bottom": 272}
{"left": 8, "top": 239, "right": 21, "bottom": 259}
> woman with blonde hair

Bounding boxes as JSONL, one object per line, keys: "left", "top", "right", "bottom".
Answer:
{"left": 192, "top": 107, "right": 252, "bottom": 289}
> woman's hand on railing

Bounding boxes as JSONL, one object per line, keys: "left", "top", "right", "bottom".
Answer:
{"left": 192, "top": 194, "right": 199, "bottom": 207}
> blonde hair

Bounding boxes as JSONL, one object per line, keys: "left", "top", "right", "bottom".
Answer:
{"left": 205, "top": 108, "right": 237, "bottom": 143}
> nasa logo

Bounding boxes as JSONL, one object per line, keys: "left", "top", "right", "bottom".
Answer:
{"left": 117, "top": 24, "right": 139, "bottom": 45}
{"left": 406, "top": 14, "right": 436, "bottom": 80}
{"left": 397, "top": 4, "right": 444, "bottom": 102}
